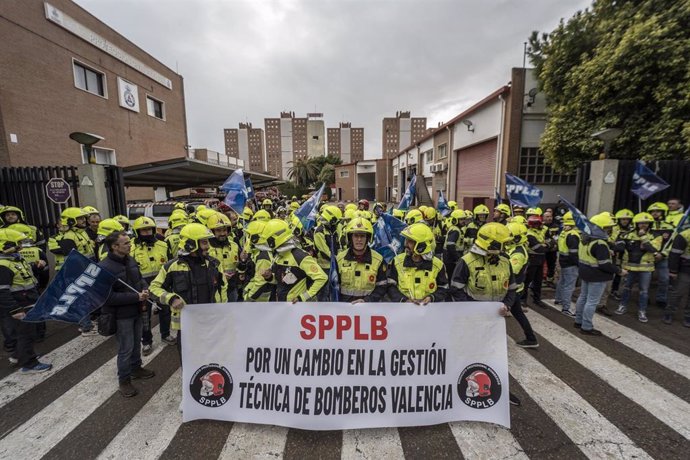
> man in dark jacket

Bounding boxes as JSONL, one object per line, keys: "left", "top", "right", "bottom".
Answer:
{"left": 99, "top": 231, "right": 155, "bottom": 397}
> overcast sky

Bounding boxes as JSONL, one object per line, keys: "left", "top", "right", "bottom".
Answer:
{"left": 75, "top": 0, "right": 590, "bottom": 160}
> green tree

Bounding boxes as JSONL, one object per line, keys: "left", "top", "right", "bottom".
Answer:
{"left": 317, "top": 164, "right": 336, "bottom": 185}
{"left": 528, "top": 0, "right": 690, "bottom": 171}
{"left": 287, "top": 157, "right": 319, "bottom": 187}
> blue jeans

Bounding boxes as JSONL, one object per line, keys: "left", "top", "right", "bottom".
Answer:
{"left": 555, "top": 265, "right": 578, "bottom": 309}
{"left": 142, "top": 304, "right": 171, "bottom": 345}
{"left": 116, "top": 315, "right": 143, "bottom": 382}
{"left": 575, "top": 280, "right": 607, "bottom": 331}
{"left": 655, "top": 259, "right": 669, "bottom": 304}
{"left": 620, "top": 271, "right": 652, "bottom": 312}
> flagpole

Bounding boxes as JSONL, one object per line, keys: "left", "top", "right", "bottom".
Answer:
{"left": 638, "top": 197, "right": 642, "bottom": 213}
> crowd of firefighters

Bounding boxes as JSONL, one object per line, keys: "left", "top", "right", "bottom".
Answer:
{"left": 0, "top": 195, "right": 689, "bottom": 400}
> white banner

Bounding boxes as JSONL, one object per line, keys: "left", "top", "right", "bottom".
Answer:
{"left": 181, "top": 302, "right": 510, "bottom": 430}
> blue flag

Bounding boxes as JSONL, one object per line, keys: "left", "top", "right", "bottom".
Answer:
{"left": 505, "top": 173, "right": 543, "bottom": 208}
{"left": 221, "top": 169, "right": 248, "bottom": 215}
{"left": 244, "top": 176, "right": 255, "bottom": 200}
{"left": 559, "top": 196, "right": 609, "bottom": 240}
{"left": 373, "top": 213, "right": 407, "bottom": 263}
{"left": 329, "top": 238, "right": 340, "bottom": 302}
{"left": 24, "top": 251, "right": 118, "bottom": 323}
{"left": 631, "top": 161, "right": 669, "bottom": 200}
{"left": 397, "top": 174, "right": 416, "bottom": 211}
{"left": 495, "top": 188, "right": 503, "bottom": 205}
{"left": 294, "top": 183, "right": 326, "bottom": 233}
{"left": 437, "top": 190, "right": 451, "bottom": 217}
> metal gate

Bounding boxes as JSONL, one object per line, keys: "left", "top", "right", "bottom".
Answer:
{"left": 0, "top": 166, "right": 80, "bottom": 239}
{"left": 614, "top": 160, "right": 690, "bottom": 212}
{"left": 104, "top": 166, "right": 126, "bottom": 217}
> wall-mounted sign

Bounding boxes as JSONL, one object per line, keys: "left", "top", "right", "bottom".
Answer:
{"left": 117, "top": 77, "right": 140, "bottom": 112}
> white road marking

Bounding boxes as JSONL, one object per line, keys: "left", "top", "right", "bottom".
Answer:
{"left": 448, "top": 420, "right": 528, "bottom": 460}
{"left": 98, "top": 369, "right": 182, "bottom": 460}
{"left": 509, "top": 340, "right": 651, "bottom": 459}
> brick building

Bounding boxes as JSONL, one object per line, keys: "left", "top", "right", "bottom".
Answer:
{"left": 327, "top": 122, "right": 364, "bottom": 163}
{"left": 224, "top": 122, "right": 266, "bottom": 172}
{"left": 265, "top": 111, "right": 326, "bottom": 180}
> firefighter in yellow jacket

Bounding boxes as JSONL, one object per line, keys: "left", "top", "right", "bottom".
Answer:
{"left": 243, "top": 221, "right": 276, "bottom": 302}
{"left": 336, "top": 217, "right": 388, "bottom": 303}
{"left": 149, "top": 223, "right": 227, "bottom": 361}
{"left": 387, "top": 222, "right": 449, "bottom": 304}
{"left": 206, "top": 213, "right": 245, "bottom": 302}
{"left": 261, "top": 219, "right": 327, "bottom": 302}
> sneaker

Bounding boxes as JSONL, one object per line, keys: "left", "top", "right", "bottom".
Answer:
{"left": 574, "top": 322, "right": 582, "bottom": 329}
{"left": 162, "top": 335, "right": 177, "bottom": 345}
{"left": 561, "top": 309, "right": 575, "bottom": 317}
{"left": 119, "top": 379, "right": 138, "bottom": 398}
{"left": 638, "top": 311, "right": 648, "bottom": 323}
{"left": 131, "top": 366, "right": 155, "bottom": 380}
{"left": 80, "top": 329, "right": 98, "bottom": 337}
{"left": 663, "top": 314, "right": 673, "bottom": 325}
{"left": 8, "top": 356, "right": 18, "bottom": 365}
{"left": 142, "top": 344, "right": 153, "bottom": 356}
{"left": 597, "top": 306, "right": 613, "bottom": 316}
{"left": 20, "top": 362, "right": 53, "bottom": 374}
{"left": 580, "top": 328, "right": 603, "bottom": 336}
{"left": 509, "top": 393, "right": 521, "bottom": 406}
{"left": 516, "top": 339, "right": 539, "bottom": 348}
{"left": 614, "top": 305, "right": 627, "bottom": 315}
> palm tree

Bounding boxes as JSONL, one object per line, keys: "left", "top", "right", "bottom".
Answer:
{"left": 287, "top": 157, "right": 319, "bottom": 187}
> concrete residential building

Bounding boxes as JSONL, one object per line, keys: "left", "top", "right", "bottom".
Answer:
{"left": 265, "top": 111, "right": 317, "bottom": 179}
{"left": 327, "top": 122, "right": 364, "bottom": 163}
{"left": 307, "top": 113, "right": 325, "bottom": 158}
{"left": 382, "top": 111, "right": 427, "bottom": 161}
{"left": 0, "top": 0, "right": 188, "bottom": 200}
{"left": 224, "top": 122, "right": 266, "bottom": 172}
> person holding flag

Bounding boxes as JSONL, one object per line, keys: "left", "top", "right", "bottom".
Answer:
{"left": 0, "top": 228, "right": 52, "bottom": 373}
{"left": 335, "top": 217, "right": 388, "bottom": 303}
{"left": 647, "top": 202, "right": 674, "bottom": 309}
{"left": 666, "top": 198, "right": 685, "bottom": 227}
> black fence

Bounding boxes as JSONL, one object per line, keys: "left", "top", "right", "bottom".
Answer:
{"left": 104, "top": 166, "right": 126, "bottom": 216}
{"left": 614, "top": 160, "right": 690, "bottom": 212}
{"left": 0, "top": 166, "right": 80, "bottom": 238}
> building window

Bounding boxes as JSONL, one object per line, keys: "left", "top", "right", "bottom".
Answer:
{"left": 437, "top": 144, "right": 447, "bottom": 159}
{"left": 424, "top": 150, "right": 433, "bottom": 163}
{"left": 518, "top": 147, "right": 576, "bottom": 184}
{"left": 81, "top": 146, "right": 117, "bottom": 165}
{"left": 339, "top": 170, "right": 350, "bottom": 178}
{"left": 146, "top": 96, "right": 165, "bottom": 120}
{"left": 73, "top": 60, "right": 106, "bottom": 97}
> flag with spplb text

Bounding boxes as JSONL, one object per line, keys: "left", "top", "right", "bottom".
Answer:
{"left": 505, "top": 173, "right": 542, "bottom": 208}
{"left": 631, "top": 161, "right": 669, "bottom": 200}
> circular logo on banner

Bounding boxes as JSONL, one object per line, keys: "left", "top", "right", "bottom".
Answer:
{"left": 189, "top": 364, "right": 233, "bottom": 407}
{"left": 457, "top": 363, "right": 502, "bottom": 409}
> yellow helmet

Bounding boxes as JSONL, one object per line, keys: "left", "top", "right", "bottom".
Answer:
{"left": 262, "top": 198, "right": 273, "bottom": 206}
{"left": 562, "top": 211, "right": 576, "bottom": 226}
{"left": 206, "top": 212, "right": 232, "bottom": 230}
{"left": 614, "top": 209, "right": 634, "bottom": 220}
{"left": 418, "top": 205, "right": 429, "bottom": 214}
{"left": 449, "top": 209, "right": 465, "bottom": 226}
{"left": 252, "top": 209, "right": 272, "bottom": 222}
{"left": 289, "top": 201, "right": 300, "bottom": 211}
{"left": 405, "top": 209, "right": 424, "bottom": 225}
{"left": 61, "top": 207, "right": 88, "bottom": 227}
{"left": 320, "top": 205, "right": 342, "bottom": 226}
{"left": 245, "top": 220, "right": 267, "bottom": 245}
{"left": 113, "top": 215, "right": 130, "bottom": 228}
{"left": 97, "top": 218, "right": 124, "bottom": 237}
{"left": 506, "top": 221, "right": 528, "bottom": 245}
{"left": 196, "top": 208, "right": 218, "bottom": 226}
{"left": 174, "top": 202, "right": 187, "bottom": 211}
{"left": 168, "top": 211, "right": 188, "bottom": 229}
{"left": 448, "top": 200, "right": 458, "bottom": 211}
{"left": 345, "top": 217, "right": 373, "bottom": 236}
{"left": 7, "top": 223, "right": 34, "bottom": 244}
{"left": 196, "top": 204, "right": 208, "bottom": 213}
{"left": 401, "top": 222, "right": 435, "bottom": 255}
{"left": 241, "top": 206, "right": 254, "bottom": 220}
{"left": 82, "top": 206, "right": 100, "bottom": 215}
{"left": 508, "top": 215, "right": 527, "bottom": 224}
{"left": 473, "top": 204, "right": 490, "bottom": 215}
{"left": 392, "top": 208, "right": 406, "bottom": 220}
{"left": 262, "top": 218, "right": 293, "bottom": 249}
{"left": 495, "top": 203, "right": 511, "bottom": 216}
{"left": 526, "top": 207, "right": 543, "bottom": 216}
{"left": 132, "top": 216, "right": 156, "bottom": 232}
{"left": 647, "top": 202, "right": 669, "bottom": 214}
{"left": 343, "top": 209, "right": 357, "bottom": 221}
{"left": 0, "top": 228, "right": 28, "bottom": 253}
{"left": 345, "top": 203, "right": 358, "bottom": 212}
{"left": 633, "top": 212, "right": 654, "bottom": 225}
{"left": 0, "top": 206, "right": 26, "bottom": 223}
{"left": 289, "top": 214, "right": 304, "bottom": 235}
{"left": 423, "top": 207, "right": 437, "bottom": 221}
{"left": 590, "top": 212, "right": 615, "bottom": 229}
{"left": 179, "top": 223, "right": 213, "bottom": 253}
{"left": 475, "top": 222, "right": 511, "bottom": 253}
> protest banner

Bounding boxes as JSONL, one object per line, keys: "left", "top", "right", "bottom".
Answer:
{"left": 181, "top": 301, "right": 510, "bottom": 430}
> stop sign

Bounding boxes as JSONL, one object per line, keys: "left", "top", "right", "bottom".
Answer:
{"left": 45, "top": 178, "right": 72, "bottom": 204}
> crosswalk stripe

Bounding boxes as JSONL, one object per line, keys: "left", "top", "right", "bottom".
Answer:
{"left": 219, "top": 423, "right": 289, "bottom": 459}
{"left": 0, "top": 334, "right": 108, "bottom": 409}
{"left": 0, "top": 326, "right": 164, "bottom": 459}
{"left": 543, "top": 299, "right": 690, "bottom": 381}
{"left": 341, "top": 428, "right": 404, "bottom": 459}
{"left": 448, "top": 421, "right": 527, "bottom": 460}
{"left": 508, "top": 339, "right": 651, "bottom": 459}
{"left": 526, "top": 312, "right": 690, "bottom": 440}
{"left": 97, "top": 368, "right": 183, "bottom": 460}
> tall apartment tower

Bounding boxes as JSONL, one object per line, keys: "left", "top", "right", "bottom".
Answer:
{"left": 327, "top": 122, "right": 364, "bottom": 163}
{"left": 307, "top": 113, "right": 326, "bottom": 159}
{"left": 264, "top": 112, "right": 326, "bottom": 179}
{"left": 224, "top": 122, "right": 266, "bottom": 172}
{"left": 382, "top": 111, "right": 427, "bottom": 159}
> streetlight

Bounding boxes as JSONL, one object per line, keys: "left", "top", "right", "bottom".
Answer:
{"left": 70, "top": 132, "right": 104, "bottom": 164}
{"left": 591, "top": 128, "right": 622, "bottom": 159}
